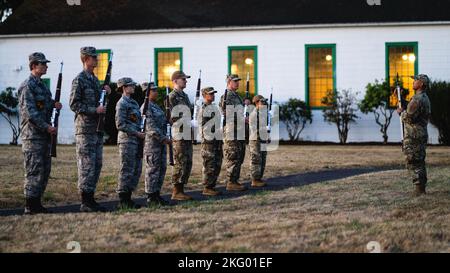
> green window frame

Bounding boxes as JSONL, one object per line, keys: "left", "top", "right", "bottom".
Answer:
{"left": 154, "top": 47, "right": 183, "bottom": 88}
{"left": 228, "top": 46, "right": 258, "bottom": 95}
{"left": 93, "top": 49, "right": 112, "bottom": 83}
{"left": 305, "top": 44, "right": 337, "bottom": 109}
{"left": 385, "top": 42, "right": 418, "bottom": 106}
{"left": 42, "top": 78, "right": 51, "bottom": 90}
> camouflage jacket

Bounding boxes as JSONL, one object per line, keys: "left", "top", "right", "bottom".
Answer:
{"left": 115, "top": 95, "right": 142, "bottom": 145}
{"left": 249, "top": 106, "right": 269, "bottom": 142}
{"left": 18, "top": 74, "right": 54, "bottom": 141}
{"left": 168, "top": 89, "right": 193, "bottom": 136}
{"left": 145, "top": 101, "right": 168, "bottom": 145}
{"left": 220, "top": 89, "right": 245, "bottom": 140}
{"left": 69, "top": 70, "right": 102, "bottom": 135}
{"left": 401, "top": 90, "right": 431, "bottom": 141}
{"left": 200, "top": 102, "right": 222, "bottom": 144}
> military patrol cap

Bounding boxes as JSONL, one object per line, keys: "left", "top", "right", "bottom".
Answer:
{"left": 117, "top": 77, "right": 137, "bottom": 88}
{"left": 201, "top": 87, "right": 218, "bottom": 96}
{"left": 29, "top": 52, "right": 51, "bottom": 64}
{"left": 253, "top": 95, "right": 267, "bottom": 104}
{"left": 226, "top": 74, "right": 242, "bottom": 82}
{"left": 411, "top": 74, "right": 430, "bottom": 87}
{"left": 141, "top": 82, "right": 158, "bottom": 91}
{"left": 80, "top": 46, "right": 98, "bottom": 57}
{"left": 171, "top": 71, "right": 191, "bottom": 81}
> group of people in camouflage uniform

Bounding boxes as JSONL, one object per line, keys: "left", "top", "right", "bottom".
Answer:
{"left": 18, "top": 47, "right": 432, "bottom": 215}
{"left": 19, "top": 47, "right": 272, "bottom": 214}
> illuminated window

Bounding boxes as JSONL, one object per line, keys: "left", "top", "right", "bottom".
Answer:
{"left": 155, "top": 48, "right": 182, "bottom": 89}
{"left": 306, "top": 44, "right": 336, "bottom": 108}
{"left": 93, "top": 49, "right": 111, "bottom": 83}
{"left": 228, "top": 46, "right": 257, "bottom": 95}
{"left": 386, "top": 42, "right": 418, "bottom": 106}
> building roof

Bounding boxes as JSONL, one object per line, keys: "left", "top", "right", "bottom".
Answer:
{"left": 1, "top": 0, "right": 450, "bottom": 35}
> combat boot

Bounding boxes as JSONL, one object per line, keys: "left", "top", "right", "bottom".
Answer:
{"left": 24, "top": 197, "right": 48, "bottom": 215}
{"left": 226, "top": 181, "right": 247, "bottom": 191}
{"left": 414, "top": 184, "right": 426, "bottom": 196}
{"left": 117, "top": 192, "right": 141, "bottom": 210}
{"left": 202, "top": 187, "right": 222, "bottom": 196}
{"left": 80, "top": 192, "right": 107, "bottom": 212}
{"left": 251, "top": 180, "right": 267, "bottom": 188}
{"left": 171, "top": 184, "right": 193, "bottom": 201}
{"left": 147, "top": 192, "right": 169, "bottom": 206}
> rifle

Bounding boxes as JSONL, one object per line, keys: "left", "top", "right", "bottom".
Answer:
{"left": 267, "top": 91, "right": 273, "bottom": 144}
{"left": 396, "top": 73, "right": 404, "bottom": 143}
{"left": 138, "top": 73, "right": 153, "bottom": 159}
{"left": 221, "top": 89, "right": 228, "bottom": 129}
{"left": 96, "top": 51, "right": 113, "bottom": 132}
{"left": 192, "top": 70, "right": 201, "bottom": 144}
{"left": 243, "top": 72, "right": 250, "bottom": 118}
{"left": 165, "top": 86, "right": 174, "bottom": 166}
{"left": 50, "top": 62, "right": 64, "bottom": 157}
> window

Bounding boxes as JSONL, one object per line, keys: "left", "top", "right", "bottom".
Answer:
{"left": 228, "top": 46, "right": 258, "bottom": 95}
{"left": 42, "top": 78, "right": 50, "bottom": 90}
{"left": 93, "top": 49, "right": 111, "bottom": 83}
{"left": 305, "top": 44, "right": 336, "bottom": 108}
{"left": 155, "top": 48, "right": 183, "bottom": 89}
{"left": 386, "top": 42, "right": 418, "bottom": 106}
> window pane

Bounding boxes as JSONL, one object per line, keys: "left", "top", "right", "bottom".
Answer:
{"left": 157, "top": 51, "right": 181, "bottom": 89}
{"left": 388, "top": 45, "right": 416, "bottom": 106}
{"left": 308, "top": 47, "right": 334, "bottom": 107}
{"left": 230, "top": 49, "right": 256, "bottom": 95}
{"left": 93, "top": 51, "right": 110, "bottom": 82}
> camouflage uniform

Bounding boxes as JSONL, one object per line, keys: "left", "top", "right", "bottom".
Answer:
{"left": 69, "top": 69, "right": 103, "bottom": 194}
{"left": 169, "top": 88, "right": 193, "bottom": 185}
{"left": 249, "top": 103, "right": 268, "bottom": 181}
{"left": 220, "top": 89, "right": 246, "bottom": 183}
{"left": 19, "top": 73, "right": 54, "bottom": 199}
{"left": 115, "top": 94, "right": 142, "bottom": 194}
{"left": 144, "top": 101, "right": 169, "bottom": 194}
{"left": 401, "top": 78, "right": 431, "bottom": 187}
{"left": 200, "top": 99, "right": 223, "bottom": 188}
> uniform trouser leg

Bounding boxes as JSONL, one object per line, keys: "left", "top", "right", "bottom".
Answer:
{"left": 224, "top": 140, "right": 245, "bottom": 183}
{"left": 404, "top": 139, "right": 427, "bottom": 186}
{"left": 249, "top": 140, "right": 267, "bottom": 181}
{"left": 76, "top": 133, "right": 103, "bottom": 193}
{"left": 201, "top": 142, "right": 223, "bottom": 188}
{"left": 117, "top": 142, "right": 142, "bottom": 193}
{"left": 23, "top": 140, "right": 51, "bottom": 198}
{"left": 171, "top": 140, "right": 193, "bottom": 185}
{"left": 145, "top": 143, "right": 167, "bottom": 194}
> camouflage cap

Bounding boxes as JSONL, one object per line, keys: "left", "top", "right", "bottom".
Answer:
{"left": 80, "top": 46, "right": 98, "bottom": 57}
{"left": 411, "top": 74, "right": 430, "bottom": 87}
{"left": 201, "top": 87, "right": 218, "bottom": 96}
{"left": 117, "top": 77, "right": 137, "bottom": 88}
{"left": 252, "top": 95, "right": 267, "bottom": 104}
{"left": 226, "top": 74, "right": 242, "bottom": 82}
{"left": 141, "top": 82, "right": 158, "bottom": 91}
{"left": 171, "top": 71, "right": 191, "bottom": 81}
{"left": 29, "top": 52, "right": 51, "bottom": 64}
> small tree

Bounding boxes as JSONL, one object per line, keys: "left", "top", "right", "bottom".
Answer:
{"left": 429, "top": 80, "right": 450, "bottom": 145}
{"left": 359, "top": 80, "right": 396, "bottom": 144}
{"left": 279, "top": 98, "right": 312, "bottom": 141}
{"left": 0, "top": 87, "right": 20, "bottom": 145}
{"left": 321, "top": 89, "right": 359, "bottom": 144}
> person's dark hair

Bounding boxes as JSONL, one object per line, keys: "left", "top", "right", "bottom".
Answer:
{"left": 29, "top": 61, "right": 39, "bottom": 71}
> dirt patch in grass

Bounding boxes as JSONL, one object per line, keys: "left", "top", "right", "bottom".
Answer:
{"left": 1, "top": 145, "right": 450, "bottom": 209}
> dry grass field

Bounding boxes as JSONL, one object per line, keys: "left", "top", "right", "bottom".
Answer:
{"left": 0, "top": 145, "right": 449, "bottom": 253}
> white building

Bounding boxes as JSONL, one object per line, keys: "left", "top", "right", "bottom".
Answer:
{"left": 1, "top": 0, "right": 449, "bottom": 144}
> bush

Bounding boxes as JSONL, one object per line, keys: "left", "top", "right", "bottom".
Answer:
{"left": 0, "top": 87, "right": 20, "bottom": 145}
{"left": 429, "top": 81, "right": 450, "bottom": 145}
{"left": 279, "top": 98, "right": 312, "bottom": 141}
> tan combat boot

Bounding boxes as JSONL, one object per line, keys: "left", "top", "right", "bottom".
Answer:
{"left": 202, "top": 187, "right": 222, "bottom": 196}
{"left": 226, "top": 181, "right": 247, "bottom": 191}
{"left": 413, "top": 184, "right": 426, "bottom": 197}
{"left": 171, "top": 184, "right": 193, "bottom": 201}
{"left": 251, "top": 180, "right": 267, "bottom": 188}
